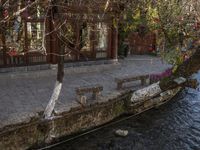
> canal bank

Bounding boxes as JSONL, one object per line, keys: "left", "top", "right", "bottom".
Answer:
{"left": 55, "top": 71, "right": 200, "bottom": 150}
{"left": 0, "top": 83, "right": 184, "bottom": 150}
{"left": 42, "top": 48, "right": 200, "bottom": 150}
{"left": 0, "top": 55, "right": 177, "bottom": 150}
{"left": 0, "top": 86, "right": 181, "bottom": 150}
{"left": 34, "top": 47, "right": 200, "bottom": 150}
{"left": 0, "top": 55, "right": 170, "bottom": 129}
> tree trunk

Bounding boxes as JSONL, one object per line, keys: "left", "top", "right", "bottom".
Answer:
{"left": 44, "top": 47, "right": 64, "bottom": 119}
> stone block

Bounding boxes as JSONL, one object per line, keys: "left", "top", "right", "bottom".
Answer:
{"left": 14, "top": 66, "right": 27, "bottom": 72}
{"left": 93, "top": 60, "right": 101, "bottom": 65}
{"left": 143, "top": 100, "right": 153, "bottom": 108}
{"left": 27, "top": 65, "right": 40, "bottom": 71}
{"left": 64, "top": 63, "right": 72, "bottom": 68}
{"left": 77, "top": 95, "right": 87, "bottom": 106}
{"left": 174, "top": 77, "right": 186, "bottom": 85}
{"left": 50, "top": 64, "right": 57, "bottom": 70}
{"left": 40, "top": 64, "right": 50, "bottom": 70}
{"left": 0, "top": 67, "right": 13, "bottom": 73}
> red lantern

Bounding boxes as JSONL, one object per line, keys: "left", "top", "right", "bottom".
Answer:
{"left": 3, "top": 10, "right": 9, "bottom": 18}
{"left": 8, "top": 49, "right": 18, "bottom": 56}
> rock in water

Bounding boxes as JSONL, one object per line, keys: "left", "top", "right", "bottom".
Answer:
{"left": 115, "top": 129, "right": 129, "bottom": 137}
{"left": 173, "top": 77, "right": 186, "bottom": 85}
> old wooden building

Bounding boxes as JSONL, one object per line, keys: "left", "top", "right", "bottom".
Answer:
{"left": 128, "top": 31, "right": 156, "bottom": 55}
{"left": 0, "top": 0, "right": 119, "bottom": 68}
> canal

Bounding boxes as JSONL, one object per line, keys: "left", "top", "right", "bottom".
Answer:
{"left": 51, "top": 71, "right": 200, "bottom": 150}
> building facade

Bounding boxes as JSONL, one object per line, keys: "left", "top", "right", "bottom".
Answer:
{"left": 0, "top": 0, "right": 119, "bottom": 68}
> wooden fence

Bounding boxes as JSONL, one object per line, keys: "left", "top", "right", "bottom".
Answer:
{"left": 0, "top": 51, "right": 46, "bottom": 68}
{"left": 128, "top": 32, "right": 156, "bottom": 54}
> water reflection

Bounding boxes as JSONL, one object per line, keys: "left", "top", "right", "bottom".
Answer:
{"left": 52, "top": 71, "right": 200, "bottom": 150}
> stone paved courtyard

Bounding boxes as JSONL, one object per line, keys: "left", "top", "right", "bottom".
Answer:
{"left": 0, "top": 55, "right": 171, "bottom": 128}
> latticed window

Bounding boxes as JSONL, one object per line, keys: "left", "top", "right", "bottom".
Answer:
{"left": 0, "top": 0, "right": 47, "bottom": 66}
{"left": 60, "top": 23, "right": 77, "bottom": 61}
{"left": 26, "top": 22, "right": 44, "bottom": 52}
{"left": 95, "top": 22, "right": 109, "bottom": 58}
{"left": 96, "top": 23, "right": 108, "bottom": 50}
{"left": 0, "top": 0, "right": 116, "bottom": 66}
{"left": 0, "top": 0, "right": 24, "bottom": 53}
{"left": 80, "top": 23, "right": 92, "bottom": 52}
{"left": 23, "top": 0, "right": 45, "bottom": 53}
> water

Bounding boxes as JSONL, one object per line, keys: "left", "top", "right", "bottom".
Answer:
{"left": 51, "top": 71, "right": 200, "bottom": 150}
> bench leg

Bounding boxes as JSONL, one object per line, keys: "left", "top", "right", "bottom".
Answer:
{"left": 117, "top": 82, "right": 123, "bottom": 90}
{"left": 141, "top": 78, "right": 146, "bottom": 86}
{"left": 77, "top": 94, "right": 87, "bottom": 105}
{"left": 149, "top": 78, "right": 153, "bottom": 84}
{"left": 93, "top": 91, "right": 101, "bottom": 100}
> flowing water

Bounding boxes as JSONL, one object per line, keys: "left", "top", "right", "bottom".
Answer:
{"left": 51, "top": 71, "right": 200, "bottom": 150}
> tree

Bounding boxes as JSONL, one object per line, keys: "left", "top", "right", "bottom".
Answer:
{"left": 119, "top": 0, "right": 200, "bottom": 69}
{"left": 43, "top": 0, "right": 118, "bottom": 119}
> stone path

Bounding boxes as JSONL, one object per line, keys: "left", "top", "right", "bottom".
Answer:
{"left": 0, "top": 55, "right": 171, "bottom": 128}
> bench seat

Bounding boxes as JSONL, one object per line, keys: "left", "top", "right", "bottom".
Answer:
{"left": 115, "top": 74, "right": 149, "bottom": 90}
{"left": 75, "top": 84, "right": 103, "bottom": 105}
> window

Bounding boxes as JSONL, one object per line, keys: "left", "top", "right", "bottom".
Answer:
{"left": 96, "top": 23, "right": 108, "bottom": 50}
{"left": 80, "top": 23, "right": 92, "bottom": 52}
{"left": 27, "top": 22, "right": 44, "bottom": 51}
{"left": 0, "top": 1, "right": 45, "bottom": 54}
{"left": 95, "top": 23, "right": 109, "bottom": 58}
{"left": 0, "top": 1, "right": 25, "bottom": 54}
{"left": 22, "top": 1, "right": 46, "bottom": 63}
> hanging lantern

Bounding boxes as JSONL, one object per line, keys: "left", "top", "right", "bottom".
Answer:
{"left": 7, "top": 48, "right": 18, "bottom": 56}
{"left": 3, "top": 9, "right": 9, "bottom": 18}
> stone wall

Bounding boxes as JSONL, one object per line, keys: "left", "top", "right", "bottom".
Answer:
{"left": 0, "top": 87, "right": 181, "bottom": 150}
{"left": 0, "top": 92, "right": 131, "bottom": 150}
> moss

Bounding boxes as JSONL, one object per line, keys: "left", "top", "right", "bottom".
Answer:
{"left": 159, "top": 48, "right": 200, "bottom": 90}
{"left": 113, "top": 102, "right": 125, "bottom": 116}
{"left": 159, "top": 76, "right": 177, "bottom": 90}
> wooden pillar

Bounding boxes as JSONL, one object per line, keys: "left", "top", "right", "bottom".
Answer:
{"left": 2, "top": 34, "right": 7, "bottom": 66}
{"left": 45, "top": 15, "right": 52, "bottom": 64}
{"left": 75, "top": 23, "right": 80, "bottom": 61}
{"left": 3, "top": 50, "right": 6, "bottom": 66}
{"left": 91, "top": 24, "right": 96, "bottom": 60}
{"left": 51, "top": 19, "right": 59, "bottom": 64}
{"left": 107, "top": 26, "right": 112, "bottom": 59}
{"left": 111, "top": 24, "right": 118, "bottom": 60}
{"left": 24, "top": 21, "right": 29, "bottom": 65}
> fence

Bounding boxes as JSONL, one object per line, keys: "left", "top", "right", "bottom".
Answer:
{"left": 128, "top": 32, "right": 156, "bottom": 54}
{"left": 0, "top": 51, "right": 46, "bottom": 68}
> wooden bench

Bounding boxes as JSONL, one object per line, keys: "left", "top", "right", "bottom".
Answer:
{"left": 75, "top": 84, "right": 103, "bottom": 105}
{"left": 115, "top": 75, "right": 149, "bottom": 90}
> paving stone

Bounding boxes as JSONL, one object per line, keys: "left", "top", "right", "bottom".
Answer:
{"left": 0, "top": 55, "right": 171, "bottom": 129}
{"left": 0, "top": 67, "right": 14, "bottom": 73}
{"left": 14, "top": 66, "right": 27, "bottom": 72}
{"left": 40, "top": 64, "right": 50, "bottom": 70}
{"left": 28, "top": 65, "right": 41, "bottom": 71}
